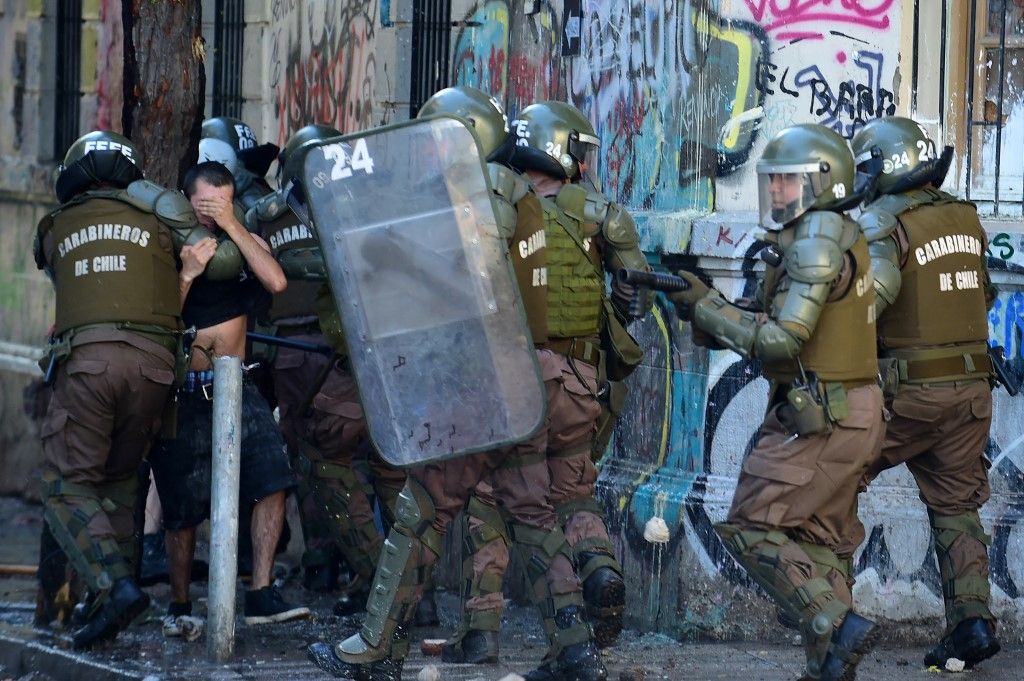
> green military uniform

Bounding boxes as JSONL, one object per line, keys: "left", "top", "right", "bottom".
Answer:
{"left": 852, "top": 116, "right": 1000, "bottom": 669}
{"left": 34, "top": 132, "right": 225, "bottom": 649}
{"left": 671, "top": 124, "right": 886, "bottom": 681}
{"left": 308, "top": 93, "right": 609, "bottom": 681}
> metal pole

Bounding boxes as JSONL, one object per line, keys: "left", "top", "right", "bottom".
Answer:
{"left": 206, "top": 355, "right": 243, "bottom": 662}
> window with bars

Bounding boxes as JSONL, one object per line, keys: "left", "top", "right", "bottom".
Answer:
{"left": 966, "top": 0, "right": 1024, "bottom": 215}
{"left": 54, "top": 0, "right": 82, "bottom": 160}
{"left": 211, "top": 0, "right": 245, "bottom": 118}
{"left": 409, "top": 0, "right": 453, "bottom": 118}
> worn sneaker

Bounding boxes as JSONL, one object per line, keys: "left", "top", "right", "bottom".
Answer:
{"left": 243, "top": 586, "right": 311, "bottom": 625}
{"left": 162, "top": 601, "right": 204, "bottom": 642}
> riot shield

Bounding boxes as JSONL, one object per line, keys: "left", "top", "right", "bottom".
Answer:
{"left": 301, "top": 116, "right": 544, "bottom": 466}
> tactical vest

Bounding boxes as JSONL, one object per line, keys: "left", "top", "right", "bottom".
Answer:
{"left": 763, "top": 224, "right": 877, "bottom": 383}
{"left": 876, "top": 191, "right": 989, "bottom": 350}
{"left": 537, "top": 195, "right": 603, "bottom": 340}
{"left": 40, "top": 195, "right": 181, "bottom": 336}
{"left": 260, "top": 210, "right": 320, "bottom": 322}
{"left": 508, "top": 192, "right": 549, "bottom": 343}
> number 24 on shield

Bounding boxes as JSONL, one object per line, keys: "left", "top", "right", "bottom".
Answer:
{"left": 315, "top": 140, "right": 374, "bottom": 188}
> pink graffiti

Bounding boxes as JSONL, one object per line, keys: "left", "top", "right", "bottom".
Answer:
{"left": 716, "top": 225, "right": 735, "bottom": 246}
{"left": 744, "top": 0, "right": 894, "bottom": 35}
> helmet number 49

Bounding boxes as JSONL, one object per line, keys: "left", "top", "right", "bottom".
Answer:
{"left": 323, "top": 139, "right": 375, "bottom": 181}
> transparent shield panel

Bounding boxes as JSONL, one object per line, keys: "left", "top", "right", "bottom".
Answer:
{"left": 302, "top": 116, "right": 545, "bottom": 466}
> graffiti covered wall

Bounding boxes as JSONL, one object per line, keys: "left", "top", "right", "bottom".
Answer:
{"left": 266, "top": 0, "right": 396, "bottom": 147}
{"left": 449, "top": 0, "right": 900, "bottom": 249}
{"left": 444, "top": 0, "right": 1024, "bottom": 640}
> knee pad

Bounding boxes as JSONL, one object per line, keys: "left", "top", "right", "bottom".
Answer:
{"left": 929, "top": 510, "right": 994, "bottom": 624}
{"left": 508, "top": 523, "right": 579, "bottom": 616}
{"left": 40, "top": 469, "right": 131, "bottom": 592}
{"left": 395, "top": 479, "right": 441, "bottom": 557}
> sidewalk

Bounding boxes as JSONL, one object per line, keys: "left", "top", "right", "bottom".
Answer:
{"left": 2, "top": 496, "right": 1022, "bottom": 680}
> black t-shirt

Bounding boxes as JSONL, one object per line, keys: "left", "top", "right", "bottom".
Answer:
{"left": 183, "top": 266, "right": 271, "bottom": 329}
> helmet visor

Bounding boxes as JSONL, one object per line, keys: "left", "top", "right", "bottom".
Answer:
{"left": 757, "top": 164, "right": 825, "bottom": 230}
{"left": 569, "top": 131, "right": 600, "bottom": 180}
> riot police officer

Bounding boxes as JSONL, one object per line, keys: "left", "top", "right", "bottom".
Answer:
{"left": 305, "top": 91, "right": 609, "bottom": 681}
{"left": 852, "top": 117, "right": 1000, "bottom": 668}
{"left": 267, "top": 124, "right": 410, "bottom": 614}
{"left": 667, "top": 124, "right": 885, "bottom": 681}
{"left": 34, "top": 130, "right": 240, "bottom": 648}
{"left": 246, "top": 125, "right": 346, "bottom": 593}
{"left": 439, "top": 97, "right": 650, "bottom": 666}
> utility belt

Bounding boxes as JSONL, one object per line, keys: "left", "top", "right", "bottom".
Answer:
{"left": 538, "top": 336, "right": 609, "bottom": 402}
{"left": 878, "top": 343, "right": 992, "bottom": 396}
{"left": 41, "top": 322, "right": 186, "bottom": 386}
{"left": 538, "top": 337, "right": 602, "bottom": 367}
{"left": 772, "top": 372, "right": 873, "bottom": 438}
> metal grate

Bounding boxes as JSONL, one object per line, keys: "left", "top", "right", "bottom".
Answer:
{"left": 965, "top": 0, "right": 1024, "bottom": 215}
{"left": 212, "top": 0, "right": 245, "bottom": 118}
{"left": 409, "top": 0, "right": 453, "bottom": 118}
{"left": 54, "top": 0, "right": 82, "bottom": 160}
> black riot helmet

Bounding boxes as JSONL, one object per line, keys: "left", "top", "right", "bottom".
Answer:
{"left": 201, "top": 116, "right": 280, "bottom": 177}
{"left": 278, "top": 124, "right": 343, "bottom": 194}
{"left": 54, "top": 130, "right": 145, "bottom": 203}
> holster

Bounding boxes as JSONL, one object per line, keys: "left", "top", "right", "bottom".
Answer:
{"left": 877, "top": 357, "right": 900, "bottom": 399}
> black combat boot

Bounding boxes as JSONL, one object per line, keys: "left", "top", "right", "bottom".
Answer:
{"left": 579, "top": 552, "right": 625, "bottom": 648}
{"left": 413, "top": 588, "right": 440, "bottom": 626}
{"left": 307, "top": 626, "right": 407, "bottom": 681}
{"left": 71, "top": 577, "right": 150, "bottom": 649}
{"left": 525, "top": 606, "right": 608, "bottom": 681}
{"left": 814, "top": 611, "right": 881, "bottom": 681}
{"left": 441, "top": 628, "right": 500, "bottom": 664}
{"left": 923, "top": 618, "right": 1000, "bottom": 669}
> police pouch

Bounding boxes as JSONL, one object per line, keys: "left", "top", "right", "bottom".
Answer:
{"left": 784, "top": 383, "right": 832, "bottom": 437}
{"left": 601, "top": 298, "right": 643, "bottom": 381}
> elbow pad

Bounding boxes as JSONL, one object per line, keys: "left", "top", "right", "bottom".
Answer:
{"left": 774, "top": 279, "right": 831, "bottom": 339}
{"left": 204, "top": 233, "right": 243, "bottom": 281}
{"left": 868, "top": 237, "right": 902, "bottom": 314}
{"left": 279, "top": 247, "right": 327, "bottom": 282}
{"left": 168, "top": 225, "right": 242, "bottom": 281}
{"left": 693, "top": 291, "right": 804, "bottom": 362}
{"left": 692, "top": 292, "right": 759, "bottom": 358}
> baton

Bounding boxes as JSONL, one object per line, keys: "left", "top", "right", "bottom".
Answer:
{"left": 989, "top": 345, "right": 1020, "bottom": 397}
{"left": 246, "top": 332, "right": 333, "bottom": 356}
{"left": 617, "top": 268, "right": 691, "bottom": 292}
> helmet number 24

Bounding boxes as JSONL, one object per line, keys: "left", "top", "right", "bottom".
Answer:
{"left": 322, "top": 139, "right": 375, "bottom": 183}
